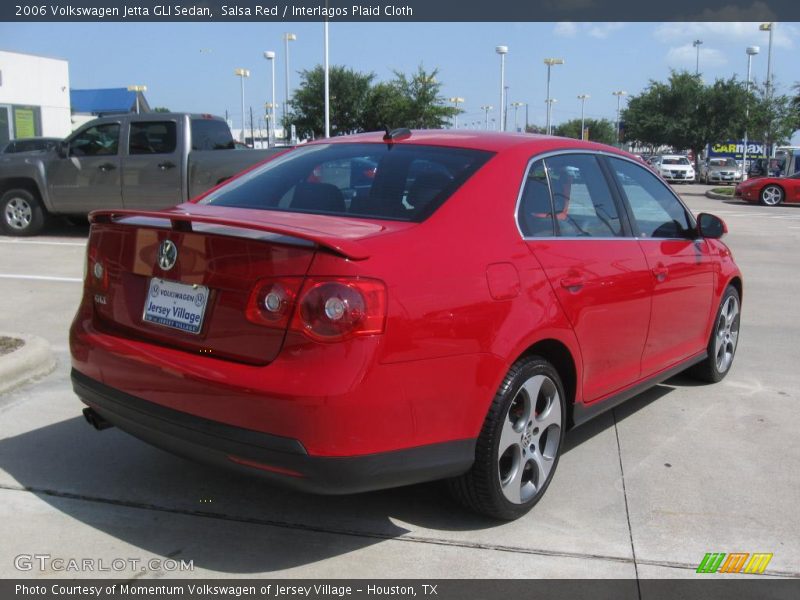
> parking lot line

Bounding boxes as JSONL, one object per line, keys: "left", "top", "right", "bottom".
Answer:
{"left": 0, "top": 274, "right": 82, "bottom": 283}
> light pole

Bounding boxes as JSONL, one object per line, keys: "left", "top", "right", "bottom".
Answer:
{"left": 760, "top": 22, "right": 774, "bottom": 157}
{"left": 545, "top": 98, "right": 558, "bottom": 133}
{"left": 449, "top": 97, "right": 465, "bottom": 128}
{"left": 263, "top": 51, "right": 276, "bottom": 144}
{"left": 283, "top": 32, "right": 296, "bottom": 142}
{"left": 511, "top": 101, "right": 524, "bottom": 132}
{"left": 743, "top": 46, "right": 760, "bottom": 180}
{"left": 544, "top": 58, "right": 564, "bottom": 135}
{"left": 233, "top": 69, "right": 250, "bottom": 143}
{"left": 693, "top": 39, "right": 703, "bottom": 75}
{"left": 480, "top": 104, "right": 493, "bottom": 130}
{"left": 577, "top": 94, "right": 590, "bottom": 140}
{"left": 127, "top": 85, "right": 147, "bottom": 114}
{"left": 323, "top": 20, "right": 330, "bottom": 138}
{"left": 495, "top": 45, "right": 508, "bottom": 132}
{"left": 612, "top": 90, "right": 627, "bottom": 145}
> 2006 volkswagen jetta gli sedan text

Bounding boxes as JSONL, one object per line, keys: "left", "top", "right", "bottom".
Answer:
{"left": 70, "top": 130, "right": 742, "bottom": 520}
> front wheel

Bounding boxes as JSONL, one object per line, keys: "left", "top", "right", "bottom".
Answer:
{"left": 689, "top": 285, "right": 741, "bottom": 383}
{"left": 448, "top": 356, "right": 566, "bottom": 520}
{"left": 1, "top": 188, "right": 47, "bottom": 236}
{"left": 759, "top": 185, "right": 784, "bottom": 206}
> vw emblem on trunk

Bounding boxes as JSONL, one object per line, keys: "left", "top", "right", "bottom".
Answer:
{"left": 157, "top": 240, "right": 178, "bottom": 271}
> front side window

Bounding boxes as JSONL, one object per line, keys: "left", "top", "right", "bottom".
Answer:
{"left": 544, "top": 154, "right": 624, "bottom": 238}
{"left": 69, "top": 123, "right": 120, "bottom": 157}
{"left": 201, "top": 143, "right": 492, "bottom": 222}
{"left": 129, "top": 121, "right": 177, "bottom": 155}
{"left": 608, "top": 157, "right": 693, "bottom": 239}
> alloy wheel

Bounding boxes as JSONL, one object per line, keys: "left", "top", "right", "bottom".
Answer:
{"left": 714, "top": 295, "right": 740, "bottom": 374}
{"left": 4, "top": 197, "right": 33, "bottom": 231}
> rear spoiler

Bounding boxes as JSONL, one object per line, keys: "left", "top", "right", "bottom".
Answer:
{"left": 89, "top": 209, "right": 370, "bottom": 261}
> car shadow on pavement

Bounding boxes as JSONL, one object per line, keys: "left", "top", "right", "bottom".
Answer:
{"left": 0, "top": 376, "right": 689, "bottom": 573}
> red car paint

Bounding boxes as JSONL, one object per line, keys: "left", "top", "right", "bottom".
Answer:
{"left": 735, "top": 174, "right": 800, "bottom": 205}
{"left": 70, "top": 131, "right": 742, "bottom": 493}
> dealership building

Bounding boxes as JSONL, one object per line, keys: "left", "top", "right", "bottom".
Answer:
{"left": 0, "top": 50, "right": 72, "bottom": 147}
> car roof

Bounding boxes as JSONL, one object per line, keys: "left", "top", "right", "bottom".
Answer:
{"left": 313, "top": 129, "right": 632, "bottom": 156}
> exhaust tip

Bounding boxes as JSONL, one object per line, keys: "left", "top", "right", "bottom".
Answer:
{"left": 82, "top": 407, "right": 113, "bottom": 431}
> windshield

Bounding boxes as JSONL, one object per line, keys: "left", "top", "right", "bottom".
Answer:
{"left": 662, "top": 157, "right": 690, "bottom": 165}
{"left": 709, "top": 158, "right": 736, "bottom": 167}
{"left": 200, "top": 142, "right": 493, "bottom": 222}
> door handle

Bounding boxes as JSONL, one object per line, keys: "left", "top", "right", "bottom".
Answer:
{"left": 651, "top": 265, "right": 669, "bottom": 281}
{"left": 97, "top": 163, "right": 116, "bottom": 172}
{"left": 560, "top": 276, "right": 585, "bottom": 292}
{"left": 158, "top": 161, "right": 176, "bottom": 171}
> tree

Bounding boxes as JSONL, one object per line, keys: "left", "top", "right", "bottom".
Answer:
{"left": 288, "top": 65, "right": 374, "bottom": 139}
{"left": 152, "top": 107, "right": 170, "bottom": 113}
{"left": 363, "top": 66, "right": 458, "bottom": 131}
{"left": 748, "top": 81, "right": 800, "bottom": 152}
{"left": 554, "top": 118, "right": 616, "bottom": 144}
{"left": 623, "top": 71, "right": 756, "bottom": 167}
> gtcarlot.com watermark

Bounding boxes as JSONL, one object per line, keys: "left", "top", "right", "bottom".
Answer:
{"left": 14, "top": 553, "right": 194, "bottom": 573}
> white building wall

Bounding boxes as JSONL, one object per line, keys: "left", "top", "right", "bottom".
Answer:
{"left": 0, "top": 50, "right": 71, "bottom": 138}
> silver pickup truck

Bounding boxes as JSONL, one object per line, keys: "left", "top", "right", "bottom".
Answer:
{"left": 0, "top": 113, "right": 284, "bottom": 236}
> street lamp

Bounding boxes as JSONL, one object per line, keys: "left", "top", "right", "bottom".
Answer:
{"left": 480, "top": 104, "right": 493, "bottom": 130}
{"left": 511, "top": 101, "right": 524, "bottom": 132}
{"left": 263, "top": 51, "right": 276, "bottom": 145}
{"left": 323, "top": 21, "right": 330, "bottom": 138}
{"left": 612, "top": 90, "right": 627, "bottom": 145}
{"left": 127, "top": 85, "right": 147, "bottom": 114}
{"left": 693, "top": 39, "right": 703, "bottom": 75}
{"left": 283, "top": 32, "right": 297, "bottom": 142}
{"left": 743, "top": 46, "right": 760, "bottom": 181}
{"left": 449, "top": 97, "right": 465, "bottom": 128}
{"left": 577, "top": 94, "right": 590, "bottom": 140}
{"left": 233, "top": 69, "right": 250, "bottom": 143}
{"left": 760, "top": 22, "right": 774, "bottom": 157}
{"left": 495, "top": 45, "right": 508, "bottom": 132}
{"left": 545, "top": 98, "right": 558, "bottom": 133}
{"left": 544, "top": 58, "right": 564, "bottom": 135}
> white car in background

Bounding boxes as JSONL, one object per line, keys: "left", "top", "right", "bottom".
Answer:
{"left": 654, "top": 155, "right": 695, "bottom": 183}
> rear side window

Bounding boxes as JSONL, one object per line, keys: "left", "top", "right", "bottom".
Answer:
{"left": 129, "top": 121, "right": 177, "bottom": 155}
{"left": 608, "top": 157, "right": 693, "bottom": 238}
{"left": 201, "top": 143, "right": 493, "bottom": 222}
{"left": 191, "top": 119, "right": 235, "bottom": 150}
{"left": 518, "top": 160, "right": 554, "bottom": 237}
{"left": 544, "top": 154, "right": 623, "bottom": 238}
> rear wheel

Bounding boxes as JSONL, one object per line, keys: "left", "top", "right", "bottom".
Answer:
{"left": 1, "top": 188, "right": 46, "bottom": 236}
{"left": 759, "top": 185, "right": 784, "bottom": 206}
{"left": 448, "top": 356, "right": 565, "bottom": 520}
{"left": 689, "top": 285, "right": 740, "bottom": 383}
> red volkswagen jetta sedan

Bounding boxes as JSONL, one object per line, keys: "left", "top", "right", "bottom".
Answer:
{"left": 70, "top": 130, "right": 742, "bottom": 520}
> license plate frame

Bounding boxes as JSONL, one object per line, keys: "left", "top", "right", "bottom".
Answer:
{"left": 143, "top": 278, "right": 209, "bottom": 335}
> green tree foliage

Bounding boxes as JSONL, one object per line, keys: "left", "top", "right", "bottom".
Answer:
{"left": 152, "top": 107, "right": 170, "bottom": 113}
{"left": 623, "top": 70, "right": 798, "bottom": 162}
{"left": 288, "top": 65, "right": 457, "bottom": 139}
{"left": 288, "top": 65, "right": 375, "bottom": 139}
{"left": 554, "top": 118, "right": 616, "bottom": 144}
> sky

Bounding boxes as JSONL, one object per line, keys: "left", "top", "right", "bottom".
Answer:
{"left": 1, "top": 21, "right": 798, "bottom": 139}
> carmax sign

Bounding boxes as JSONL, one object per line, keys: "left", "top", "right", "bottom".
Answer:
{"left": 708, "top": 141, "right": 766, "bottom": 159}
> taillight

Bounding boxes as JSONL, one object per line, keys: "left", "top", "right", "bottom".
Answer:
{"left": 245, "top": 277, "right": 302, "bottom": 329}
{"left": 245, "top": 276, "right": 387, "bottom": 342}
{"left": 292, "top": 278, "right": 386, "bottom": 341}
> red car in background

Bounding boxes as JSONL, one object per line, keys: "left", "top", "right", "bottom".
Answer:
{"left": 70, "top": 130, "right": 742, "bottom": 520}
{"left": 736, "top": 172, "right": 800, "bottom": 206}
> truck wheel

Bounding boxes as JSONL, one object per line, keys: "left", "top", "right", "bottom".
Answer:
{"left": 1, "top": 188, "right": 47, "bottom": 236}
{"left": 448, "top": 356, "right": 565, "bottom": 520}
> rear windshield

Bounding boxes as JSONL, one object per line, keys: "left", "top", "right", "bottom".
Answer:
{"left": 199, "top": 142, "right": 493, "bottom": 222}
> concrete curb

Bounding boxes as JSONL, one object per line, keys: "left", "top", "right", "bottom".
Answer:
{"left": 0, "top": 333, "right": 56, "bottom": 395}
{"left": 705, "top": 190, "right": 735, "bottom": 200}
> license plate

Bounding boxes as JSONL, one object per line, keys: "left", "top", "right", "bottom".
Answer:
{"left": 143, "top": 278, "right": 209, "bottom": 335}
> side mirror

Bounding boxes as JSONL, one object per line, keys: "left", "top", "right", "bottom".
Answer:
{"left": 57, "top": 141, "right": 69, "bottom": 158}
{"left": 697, "top": 213, "right": 727, "bottom": 239}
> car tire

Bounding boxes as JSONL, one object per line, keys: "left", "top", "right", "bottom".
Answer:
{"left": 448, "top": 356, "right": 566, "bottom": 520}
{"left": 688, "top": 285, "right": 740, "bottom": 383}
{"left": 1, "top": 188, "right": 47, "bottom": 236}
{"left": 759, "top": 185, "right": 784, "bottom": 206}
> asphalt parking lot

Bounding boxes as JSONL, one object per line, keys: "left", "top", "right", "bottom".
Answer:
{"left": 0, "top": 184, "right": 798, "bottom": 580}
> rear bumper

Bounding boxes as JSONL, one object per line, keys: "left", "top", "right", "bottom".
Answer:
{"left": 72, "top": 369, "right": 475, "bottom": 494}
